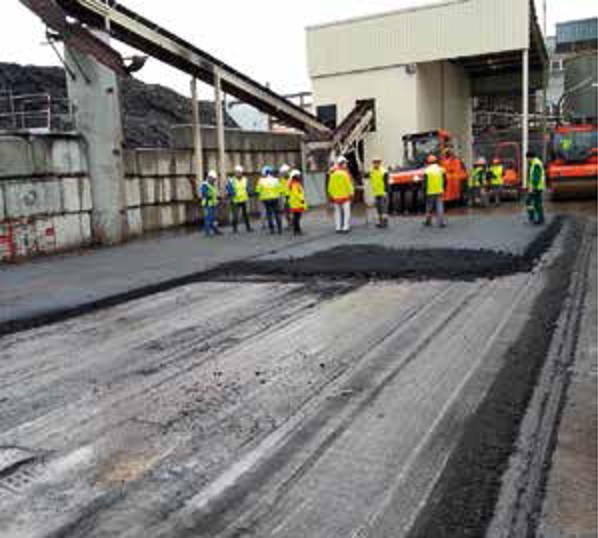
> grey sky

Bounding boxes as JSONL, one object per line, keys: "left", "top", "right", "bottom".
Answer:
{"left": 3, "top": 0, "right": 597, "bottom": 99}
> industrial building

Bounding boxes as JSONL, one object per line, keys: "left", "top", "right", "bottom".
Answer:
{"left": 307, "top": 0, "right": 548, "bottom": 168}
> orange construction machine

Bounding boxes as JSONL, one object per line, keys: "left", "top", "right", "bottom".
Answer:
{"left": 548, "top": 124, "right": 598, "bottom": 199}
{"left": 389, "top": 130, "right": 468, "bottom": 211}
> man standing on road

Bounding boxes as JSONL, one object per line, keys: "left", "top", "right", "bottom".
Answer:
{"left": 199, "top": 170, "right": 222, "bottom": 237}
{"left": 469, "top": 157, "right": 487, "bottom": 207}
{"left": 366, "top": 158, "right": 389, "bottom": 229}
{"left": 256, "top": 166, "right": 283, "bottom": 234}
{"left": 423, "top": 154, "right": 447, "bottom": 228}
{"left": 327, "top": 156, "right": 355, "bottom": 234}
{"left": 226, "top": 165, "right": 253, "bottom": 233}
{"left": 525, "top": 151, "right": 546, "bottom": 225}
{"left": 488, "top": 158, "right": 504, "bottom": 206}
{"left": 288, "top": 169, "right": 307, "bottom": 236}
{"left": 278, "top": 164, "right": 292, "bottom": 230}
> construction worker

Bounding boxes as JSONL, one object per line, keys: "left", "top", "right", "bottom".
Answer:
{"left": 327, "top": 156, "right": 355, "bottom": 234}
{"left": 278, "top": 164, "right": 292, "bottom": 229}
{"left": 256, "top": 166, "right": 283, "bottom": 234}
{"left": 226, "top": 165, "right": 253, "bottom": 233}
{"left": 288, "top": 169, "right": 307, "bottom": 236}
{"left": 468, "top": 157, "right": 487, "bottom": 207}
{"left": 524, "top": 151, "right": 546, "bottom": 225}
{"left": 199, "top": 170, "right": 222, "bottom": 237}
{"left": 488, "top": 158, "right": 504, "bottom": 206}
{"left": 423, "top": 154, "right": 447, "bottom": 228}
{"left": 367, "top": 158, "right": 389, "bottom": 228}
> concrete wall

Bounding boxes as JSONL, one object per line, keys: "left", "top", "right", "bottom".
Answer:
{"left": 311, "top": 65, "right": 418, "bottom": 166}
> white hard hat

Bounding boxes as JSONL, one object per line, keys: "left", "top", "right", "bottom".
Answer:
{"left": 207, "top": 170, "right": 218, "bottom": 179}
{"left": 234, "top": 165, "right": 244, "bottom": 174}
{"left": 336, "top": 156, "right": 348, "bottom": 165}
{"left": 372, "top": 157, "right": 383, "bottom": 162}
{"left": 279, "top": 164, "right": 291, "bottom": 174}
{"left": 290, "top": 169, "right": 301, "bottom": 179}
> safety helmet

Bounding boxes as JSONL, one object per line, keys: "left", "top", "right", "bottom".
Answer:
{"left": 262, "top": 166, "right": 273, "bottom": 176}
{"left": 372, "top": 157, "right": 382, "bottom": 163}
{"left": 234, "top": 165, "right": 244, "bottom": 174}
{"left": 426, "top": 154, "right": 438, "bottom": 164}
{"left": 475, "top": 157, "right": 487, "bottom": 166}
{"left": 207, "top": 170, "right": 218, "bottom": 180}
{"left": 336, "top": 156, "right": 348, "bottom": 166}
{"left": 279, "top": 164, "right": 291, "bottom": 175}
{"left": 290, "top": 169, "right": 301, "bottom": 179}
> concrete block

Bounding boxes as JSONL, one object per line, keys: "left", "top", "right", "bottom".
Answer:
{"left": 54, "top": 214, "right": 83, "bottom": 250}
{"left": 174, "top": 177, "right": 194, "bottom": 202}
{"left": 79, "top": 213, "right": 92, "bottom": 244}
{"left": 125, "top": 178, "right": 142, "bottom": 208}
{"left": 157, "top": 178, "right": 173, "bottom": 203}
{"left": 62, "top": 177, "right": 81, "bottom": 213}
{"left": 127, "top": 208, "right": 143, "bottom": 236}
{"left": 5, "top": 180, "right": 62, "bottom": 218}
{"left": 174, "top": 150, "right": 193, "bottom": 176}
{"left": 206, "top": 153, "right": 218, "bottom": 174}
{"left": 141, "top": 178, "right": 157, "bottom": 205}
{"left": 177, "top": 203, "right": 189, "bottom": 225}
{"left": 141, "top": 206, "right": 160, "bottom": 232}
{"left": 51, "top": 138, "right": 87, "bottom": 175}
{"left": 159, "top": 205, "right": 175, "bottom": 228}
{"left": 123, "top": 150, "right": 138, "bottom": 176}
{"left": 0, "top": 137, "right": 34, "bottom": 178}
{"left": 11, "top": 218, "right": 37, "bottom": 258}
{"left": 186, "top": 203, "right": 200, "bottom": 225}
{"left": 34, "top": 217, "right": 57, "bottom": 254}
{"left": 81, "top": 178, "right": 92, "bottom": 211}
{"left": 136, "top": 151, "right": 159, "bottom": 177}
{"left": 157, "top": 150, "right": 175, "bottom": 176}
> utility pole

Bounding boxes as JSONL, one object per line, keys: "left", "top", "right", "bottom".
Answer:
{"left": 522, "top": 48, "right": 530, "bottom": 189}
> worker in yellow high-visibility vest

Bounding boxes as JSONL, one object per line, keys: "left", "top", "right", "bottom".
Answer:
{"left": 256, "top": 166, "right": 282, "bottom": 234}
{"left": 226, "top": 165, "right": 253, "bottom": 233}
{"left": 488, "top": 158, "right": 504, "bottom": 206}
{"left": 327, "top": 156, "right": 355, "bottom": 234}
{"left": 423, "top": 154, "right": 447, "bottom": 228}
{"left": 468, "top": 157, "right": 487, "bottom": 207}
{"left": 278, "top": 164, "right": 292, "bottom": 229}
{"left": 524, "top": 151, "right": 546, "bottom": 225}
{"left": 288, "top": 169, "right": 308, "bottom": 236}
{"left": 367, "top": 158, "right": 389, "bottom": 229}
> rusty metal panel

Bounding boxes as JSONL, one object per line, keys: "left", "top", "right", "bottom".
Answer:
{"left": 307, "top": 0, "right": 530, "bottom": 78}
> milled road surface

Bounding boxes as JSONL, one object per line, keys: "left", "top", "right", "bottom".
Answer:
{"left": 0, "top": 212, "right": 593, "bottom": 538}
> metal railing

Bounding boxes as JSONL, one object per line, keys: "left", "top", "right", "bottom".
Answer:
{"left": 0, "top": 92, "right": 76, "bottom": 133}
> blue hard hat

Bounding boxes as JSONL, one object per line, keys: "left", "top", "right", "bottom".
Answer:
{"left": 262, "top": 166, "right": 273, "bottom": 176}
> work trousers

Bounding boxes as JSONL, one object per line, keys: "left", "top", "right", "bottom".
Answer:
{"left": 231, "top": 202, "right": 252, "bottom": 233}
{"left": 526, "top": 190, "right": 545, "bottom": 225}
{"left": 291, "top": 212, "right": 303, "bottom": 236}
{"left": 425, "top": 195, "right": 445, "bottom": 227}
{"left": 202, "top": 206, "right": 219, "bottom": 236}
{"left": 375, "top": 195, "right": 387, "bottom": 218}
{"left": 333, "top": 201, "right": 351, "bottom": 232}
{"left": 488, "top": 186, "right": 503, "bottom": 206}
{"left": 263, "top": 199, "right": 282, "bottom": 234}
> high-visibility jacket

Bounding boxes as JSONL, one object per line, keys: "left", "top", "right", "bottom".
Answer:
{"left": 227, "top": 176, "right": 250, "bottom": 204}
{"left": 199, "top": 181, "right": 218, "bottom": 208}
{"left": 525, "top": 157, "right": 546, "bottom": 192}
{"left": 489, "top": 165, "right": 504, "bottom": 186}
{"left": 369, "top": 167, "right": 387, "bottom": 197}
{"left": 469, "top": 167, "right": 485, "bottom": 188}
{"left": 424, "top": 164, "right": 445, "bottom": 196}
{"left": 255, "top": 175, "right": 281, "bottom": 201}
{"left": 327, "top": 167, "right": 354, "bottom": 203}
{"left": 288, "top": 179, "right": 307, "bottom": 213}
{"left": 278, "top": 176, "right": 290, "bottom": 198}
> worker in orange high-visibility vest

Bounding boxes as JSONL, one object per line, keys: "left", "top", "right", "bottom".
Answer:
{"left": 327, "top": 156, "right": 355, "bottom": 234}
{"left": 288, "top": 169, "right": 307, "bottom": 236}
{"left": 423, "top": 154, "right": 447, "bottom": 228}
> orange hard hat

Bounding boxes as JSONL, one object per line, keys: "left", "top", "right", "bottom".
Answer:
{"left": 426, "top": 154, "right": 438, "bottom": 164}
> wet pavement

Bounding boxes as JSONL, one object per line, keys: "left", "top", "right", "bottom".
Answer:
{"left": 0, "top": 201, "right": 595, "bottom": 538}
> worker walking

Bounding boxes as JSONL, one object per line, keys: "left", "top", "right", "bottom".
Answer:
{"left": 367, "top": 158, "right": 389, "bottom": 229}
{"left": 226, "top": 165, "right": 253, "bottom": 233}
{"left": 327, "top": 156, "right": 355, "bottom": 234}
{"left": 288, "top": 169, "right": 307, "bottom": 236}
{"left": 524, "top": 151, "right": 546, "bottom": 225}
{"left": 468, "top": 157, "right": 487, "bottom": 207}
{"left": 278, "top": 164, "right": 292, "bottom": 230}
{"left": 199, "top": 170, "right": 222, "bottom": 237}
{"left": 423, "top": 154, "right": 447, "bottom": 228}
{"left": 488, "top": 158, "right": 504, "bottom": 206}
{"left": 256, "top": 166, "right": 283, "bottom": 234}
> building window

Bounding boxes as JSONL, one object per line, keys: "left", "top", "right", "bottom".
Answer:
{"left": 316, "top": 104, "right": 338, "bottom": 129}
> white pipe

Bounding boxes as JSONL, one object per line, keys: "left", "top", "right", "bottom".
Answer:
{"left": 190, "top": 77, "right": 204, "bottom": 187}
{"left": 214, "top": 67, "right": 226, "bottom": 192}
{"left": 522, "top": 48, "right": 530, "bottom": 189}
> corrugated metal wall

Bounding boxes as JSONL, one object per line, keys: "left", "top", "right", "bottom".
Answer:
{"left": 307, "top": 0, "right": 529, "bottom": 78}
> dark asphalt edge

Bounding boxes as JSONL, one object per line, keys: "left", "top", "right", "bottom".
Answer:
{"left": 405, "top": 217, "right": 585, "bottom": 538}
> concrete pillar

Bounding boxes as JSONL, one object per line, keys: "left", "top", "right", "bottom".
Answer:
{"left": 214, "top": 67, "right": 226, "bottom": 192}
{"left": 191, "top": 77, "right": 204, "bottom": 185}
{"left": 522, "top": 48, "right": 530, "bottom": 189}
{"left": 66, "top": 34, "right": 126, "bottom": 245}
